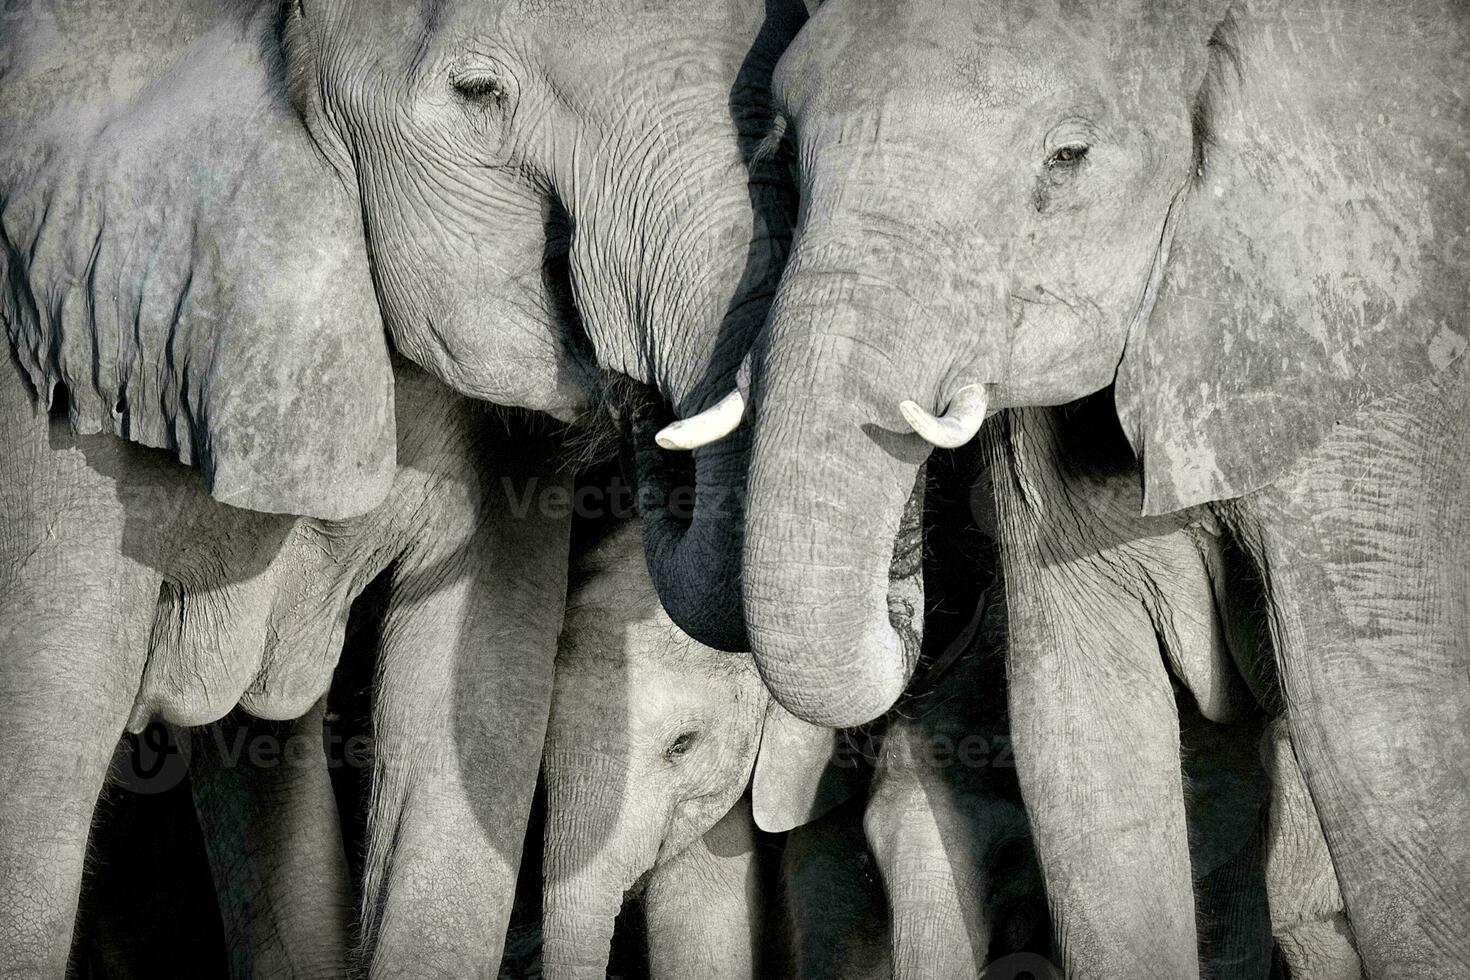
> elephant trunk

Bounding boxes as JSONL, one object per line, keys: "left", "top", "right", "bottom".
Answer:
{"left": 612, "top": 170, "right": 789, "bottom": 654}
{"left": 540, "top": 870, "right": 624, "bottom": 980}
{"left": 631, "top": 406, "right": 750, "bottom": 652}
{"left": 742, "top": 237, "right": 946, "bottom": 727}
{"left": 890, "top": 887, "right": 993, "bottom": 980}
{"left": 541, "top": 760, "right": 662, "bottom": 980}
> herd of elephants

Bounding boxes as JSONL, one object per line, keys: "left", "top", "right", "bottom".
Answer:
{"left": 1, "top": 0, "right": 1467, "bottom": 977}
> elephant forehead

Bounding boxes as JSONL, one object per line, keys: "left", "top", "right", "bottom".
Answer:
{"left": 777, "top": 0, "right": 1102, "bottom": 121}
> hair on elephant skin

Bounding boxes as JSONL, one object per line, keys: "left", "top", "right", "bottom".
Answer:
{"left": 0, "top": 360, "right": 573, "bottom": 978}
{"left": 736, "top": 1, "right": 1470, "bottom": 974}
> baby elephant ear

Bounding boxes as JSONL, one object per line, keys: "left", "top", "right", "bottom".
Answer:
{"left": 1, "top": 3, "right": 394, "bottom": 519}
{"left": 1115, "top": 1, "right": 1469, "bottom": 516}
{"left": 751, "top": 700, "right": 866, "bottom": 833}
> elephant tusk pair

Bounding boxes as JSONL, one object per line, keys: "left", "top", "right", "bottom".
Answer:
{"left": 654, "top": 389, "right": 747, "bottom": 450}
{"left": 655, "top": 383, "right": 991, "bottom": 451}
{"left": 898, "top": 383, "right": 990, "bottom": 449}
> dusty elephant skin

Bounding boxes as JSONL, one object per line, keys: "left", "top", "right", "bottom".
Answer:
{"left": 0, "top": 0, "right": 801, "bottom": 974}
{"left": 0, "top": 363, "right": 571, "bottom": 978}
{"left": 736, "top": 1, "right": 1469, "bottom": 976}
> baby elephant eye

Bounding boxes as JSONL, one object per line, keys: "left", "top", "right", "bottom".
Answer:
{"left": 1047, "top": 144, "right": 1089, "bottom": 167}
{"left": 664, "top": 731, "right": 699, "bottom": 761}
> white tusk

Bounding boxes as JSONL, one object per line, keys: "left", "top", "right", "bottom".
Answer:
{"left": 898, "top": 383, "right": 990, "bottom": 449}
{"left": 654, "top": 389, "right": 746, "bottom": 451}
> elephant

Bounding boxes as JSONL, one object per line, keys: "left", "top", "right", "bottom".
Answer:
{"left": 668, "top": 1, "right": 1468, "bottom": 976}
{"left": 1, "top": 0, "right": 804, "bottom": 972}
{"left": 539, "top": 511, "right": 930, "bottom": 978}
{"left": 540, "top": 521, "right": 768, "bottom": 980}
{"left": 0, "top": 361, "right": 572, "bottom": 977}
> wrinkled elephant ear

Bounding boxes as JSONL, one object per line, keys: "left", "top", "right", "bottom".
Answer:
{"left": 0, "top": 3, "right": 394, "bottom": 520}
{"left": 751, "top": 699, "right": 866, "bottom": 833}
{"left": 1115, "top": 0, "right": 1469, "bottom": 516}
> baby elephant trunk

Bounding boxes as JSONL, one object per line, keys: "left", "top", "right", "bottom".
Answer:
{"left": 541, "top": 866, "right": 624, "bottom": 980}
{"left": 542, "top": 769, "right": 662, "bottom": 980}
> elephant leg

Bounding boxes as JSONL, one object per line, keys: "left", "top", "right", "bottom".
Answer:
{"left": 0, "top": 585, "right": 151, "bottom": 978}
{"left": 989, "top": 405, "right": 1259, "bottom": 979}
{"left": 359, "top": 469, "right": 570, "bottom": 980}
{"left": 1002, "top": 576, "right": 1197, "bottom": 979}
{"left": 864, "top": 723, "right": 1001, "bottom": 980}
{"left": 1194, "top": 819, "right": 1274, "bottom": 980}
{"left": 187, "top": 702, "right": 351, "bottom": 980}
{"left": 643, "top": 796, "right": 763, "bottom": 980}
{"left": 1226, "top": 368, "right": 1470, "bottom": 978}
{"left": 1259, "top": 718, "right": 1362, "bottom": 980}
{"left": 0, "top": 418, "right": 156, "bottom": 975}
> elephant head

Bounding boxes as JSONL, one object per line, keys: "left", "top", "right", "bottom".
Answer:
{"left": 732, "top": 0, "right": 1468, "bottom": 724}
{"left": 1, "top": 0, "right": 803, "bottom": 648}
{"left": 540, "top": 519, "right": 878, "bottom": 976}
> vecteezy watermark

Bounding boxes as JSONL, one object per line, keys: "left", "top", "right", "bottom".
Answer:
{"left": 113, "top": 721, "right": 374, "bottom": 795}
{"left": 497, "top": 475, "right": 746, "bottom": 522}
{"left": 826, "top": 730, "right": 1018, "bottom": 771}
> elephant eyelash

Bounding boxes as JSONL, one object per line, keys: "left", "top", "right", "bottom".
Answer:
{"left": 1046, "top": 144, "right": 1089, "bottom": 169}
{"left": 452, "top": 73, "right": 509, "bottom": 107}
{"left": 664, "top": 731, "right": 699, "bottom": 760}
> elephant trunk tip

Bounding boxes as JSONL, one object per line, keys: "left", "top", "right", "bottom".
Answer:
{"left": 754, "top": 624, "right": 910, "bottom": 728}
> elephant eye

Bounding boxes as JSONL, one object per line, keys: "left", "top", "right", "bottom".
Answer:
{"left": 452, "top": 72, "right": 508, "bottom": 108}
{"left": 664, "top": 730, "right": 699, "bottom": 761}
{"left": 1046, "top": 144, "right": 1089, "bottom": 168}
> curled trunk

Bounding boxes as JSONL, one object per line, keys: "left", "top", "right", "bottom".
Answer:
{"left": 741, "top": 242, "right": 940, "bottom": 726}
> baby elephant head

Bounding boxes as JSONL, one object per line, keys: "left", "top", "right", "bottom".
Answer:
{"left": 540, "top": 522, "right": 771, "bottom": 979}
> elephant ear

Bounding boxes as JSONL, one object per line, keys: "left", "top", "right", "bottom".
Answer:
{"left": 1115, "top": 0, "right": 1470, "bottom": 516}
{"left": 0, "top": 2, "right": 394, "bottom": 519}
{"left": 751, "top": 699, "right": 866, "bottom": 833}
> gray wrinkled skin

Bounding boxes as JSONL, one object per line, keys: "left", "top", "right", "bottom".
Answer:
{"left": 735, "top": 1, "right": 1469, "bottom": 974}
{"left": 540, "top": 524, "right": 766, "bottom": 980}
{"left": 1, "top": 0, "right": 802, "bottom": 973}
{"left": 0, "top": 362, "right": 572, "bottom": 978}
{"left": 986, "top": 399, "right": 1410, "bottom": 978}
{"left": 1, "top": 0, "right": 803, "bottom": 652}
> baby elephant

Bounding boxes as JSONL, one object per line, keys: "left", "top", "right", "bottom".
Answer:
{"left": 540, "top": 523, "right": 770, "bottom": 980}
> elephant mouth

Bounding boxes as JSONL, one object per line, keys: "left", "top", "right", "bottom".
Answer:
{"left": 886, "top": 464, "right": 928, "bottom": 682}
